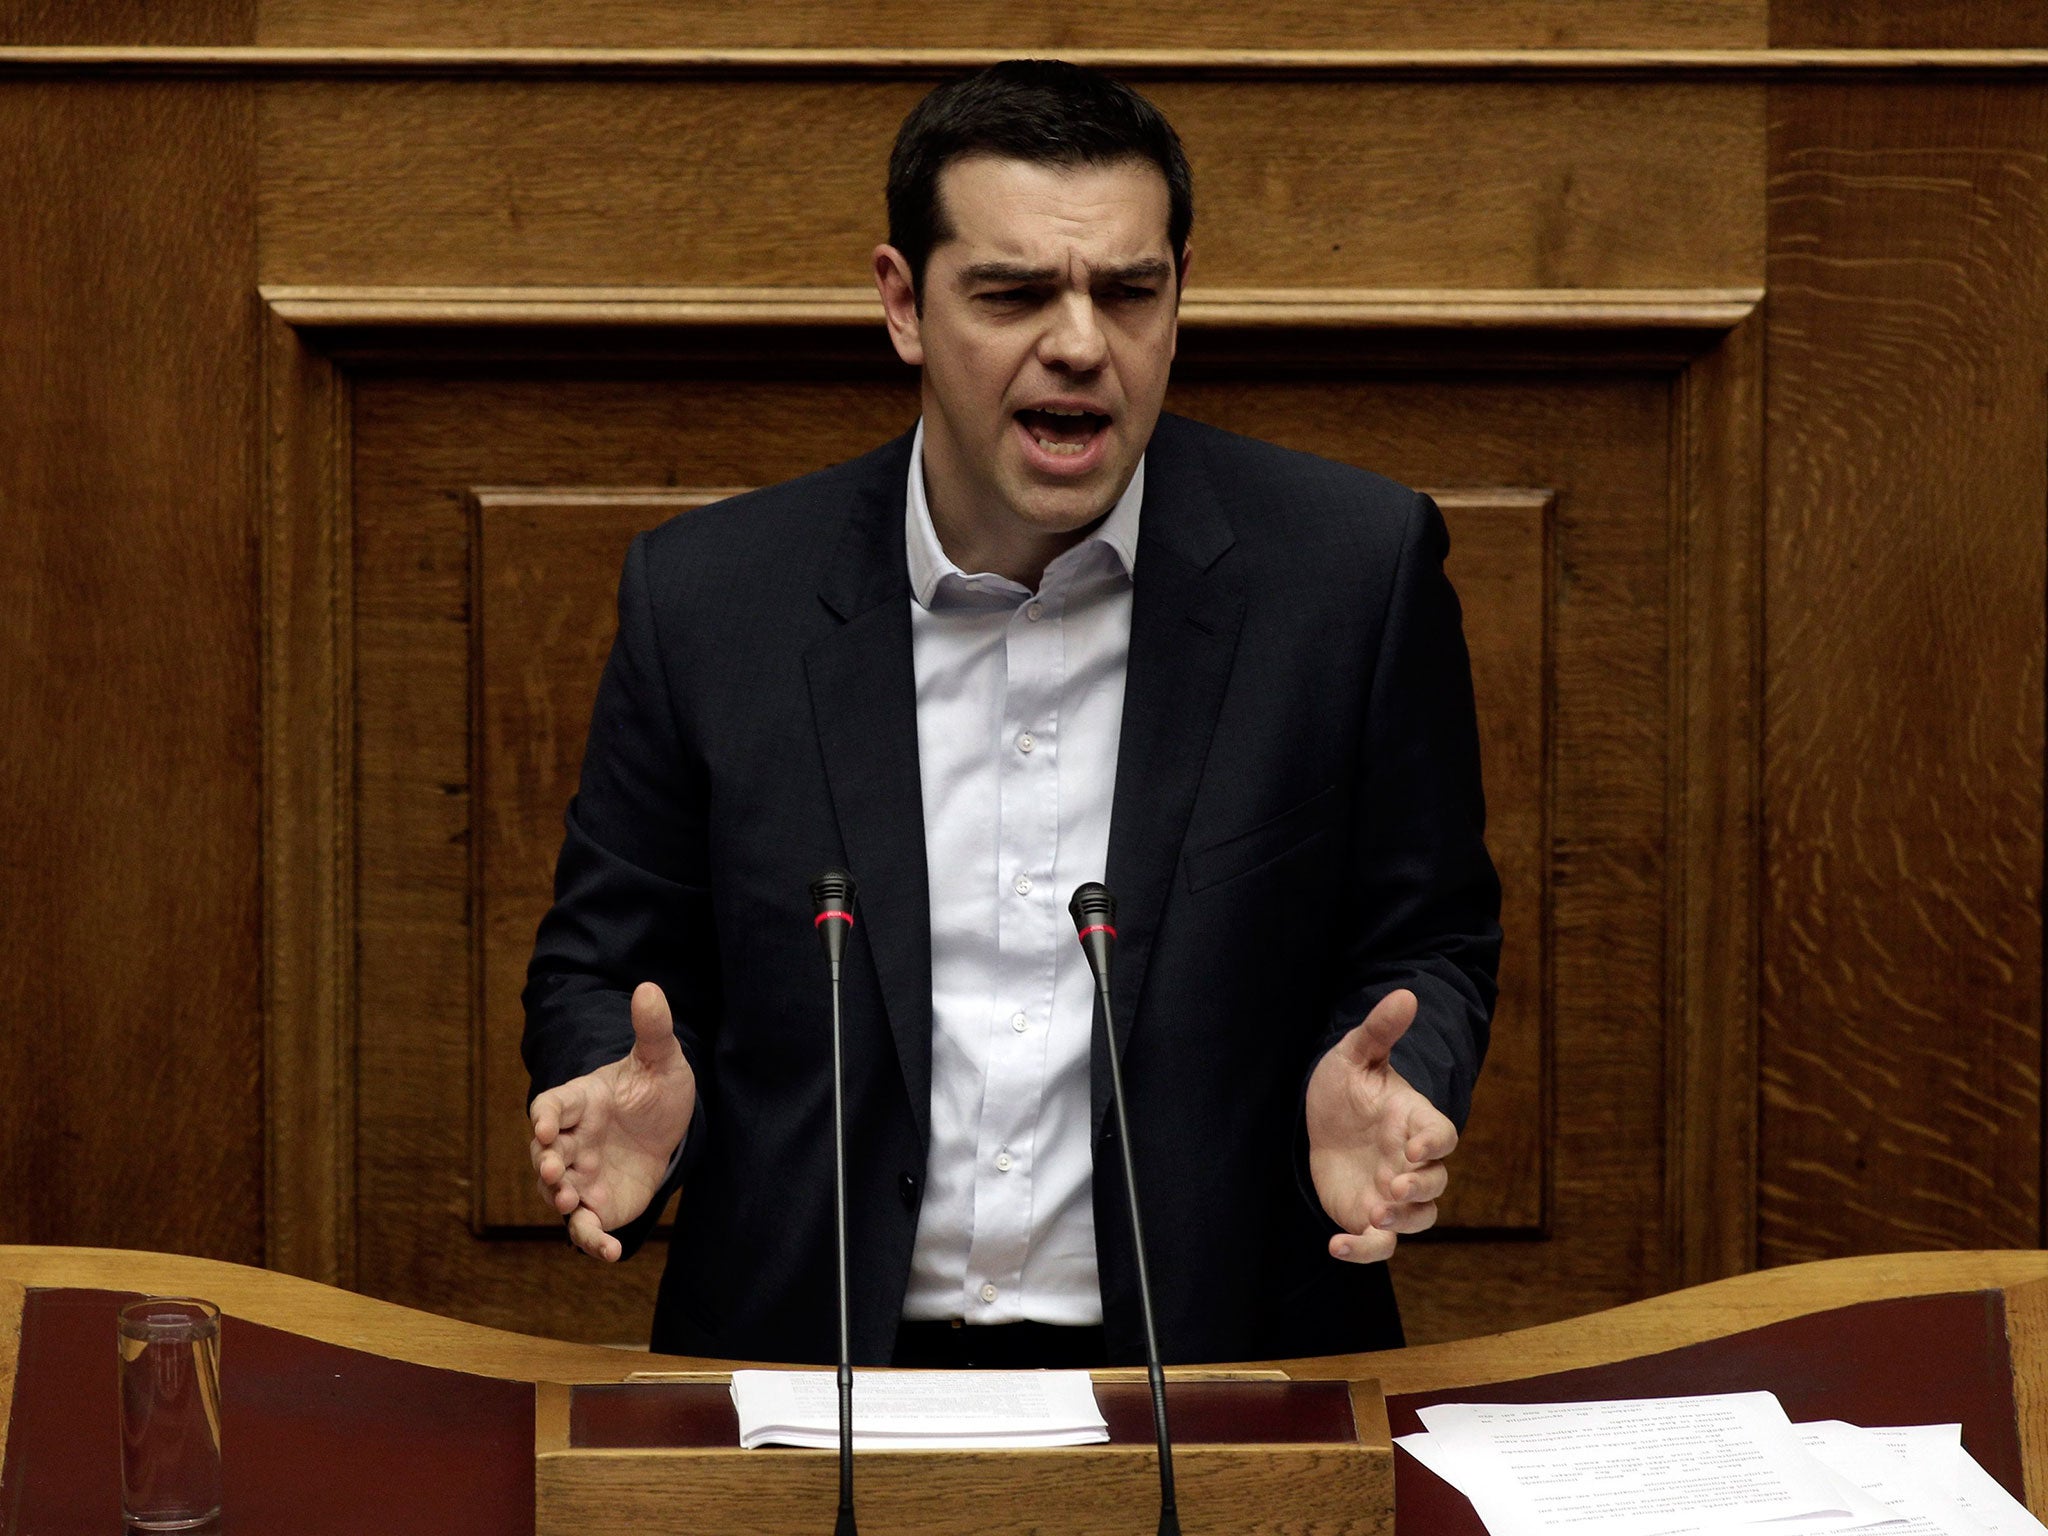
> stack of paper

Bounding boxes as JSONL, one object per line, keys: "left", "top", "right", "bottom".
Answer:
{"left": 1399, "top": 1391, "right": 2048, "bottom": 1536}
{"left": 730, "top": 1369, "right": 1110, "bottom": 1451}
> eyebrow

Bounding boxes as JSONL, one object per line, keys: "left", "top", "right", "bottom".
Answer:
{"left": 958, "top": 257, "right": 1175, "bottom": 287}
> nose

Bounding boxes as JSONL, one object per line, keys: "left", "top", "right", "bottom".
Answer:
{"left": 1038, "top": 292, "right": 1107, "bottom": 374}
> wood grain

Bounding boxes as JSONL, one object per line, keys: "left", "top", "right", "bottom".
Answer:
{"left": 254, "top": 0, "right": 1764, "bottom": 51}
{"left": 1433, "top": 491, "right": 1556, "bottom": 1232}
{"left": 0, "top": 1279, "right": 20, "bottom": 1482}
{"left": 1772, "top": 1, "right": 2048, "bottom": 48}
{"left": 0, "top": 2, "right": 249, "bottom": 46}
{"left": 471, "top": 488, "right": 740, "bottom": 1232}
{"left": 0, "top": 78, "right": 264, "bottom": 1263}
{"left": 539, "top": 1440, "right": 1390, "bottom": 1536}
{"left": 262, "top": 309, "right": 356, "bottom": 1286}
{"left": 1668, "top": 305, "right": 1764, "bottom": 1284}
{"left": 1760, "top": 83, "right": 2048, "bottom": 1263}
{"left": 2004, "top": 1274, "right": 2048, "bottom": 1515}
{"left": 5, "top": 1242, "right": 2046, "bottom": 1389}
{"left": 18, "top": 47, "right": 2048, "bottom": 78}
{"left": 256, "top": 78, "right": 1763, "bottom": 289}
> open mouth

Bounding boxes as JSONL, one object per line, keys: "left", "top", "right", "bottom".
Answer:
{"left": 1016, "top": 407, "right": 1111, "bottom": 458}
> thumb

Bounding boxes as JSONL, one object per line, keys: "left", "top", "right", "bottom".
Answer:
{"left": 629, "top": 981, "right": 682, "bottom": 1070}
{"left": 1337, "top": 988, "right": 1418, "bottom": 1071}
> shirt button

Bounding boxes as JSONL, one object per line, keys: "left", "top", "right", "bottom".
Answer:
{"left": 1013, "top": 874, "right": 1033, "bottom": 896}
{"left": 980, "top": 1282, "right": 999, "bottom": 1304}
{"left": 1026, "top": 601, "right": 1044, "bottom": 621}
{"left": 1017, "top": 732, "right": 1035, "bottom": 754}
{"left": 1011, "top": 1011, "right": 1028, "bottom": 1032}
{"left": 995, "top": 1151, "right": 1014, "bottom": 1173}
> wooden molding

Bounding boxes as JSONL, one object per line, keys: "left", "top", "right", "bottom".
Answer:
{"left": 7, "top": 47, "right": 2048, "bottom": 79}
{"left": 260, "top": 284, "right": 1763, "bottom": 334}
{"left": 6, "top": 1243, "right": 2047, "bottom": 1389}
{"left": 261, "top": 304, "right": 357, "bottom": 1288}
{"left": 1664, "top": 305, "right": 1764, "bottom": 1286}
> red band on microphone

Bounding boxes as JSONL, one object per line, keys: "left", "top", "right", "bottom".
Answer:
{"left": 1077, "top": 923, "right": 1118, "bottom": 942}
{"left": 814, "top": 910, "right": 855, "bottom": 928}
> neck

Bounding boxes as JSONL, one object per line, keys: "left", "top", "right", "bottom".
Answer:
{"left": 927, "top": 497, "right": 1098, "bottom": 592}
{"left": 919, "top": 426, "right": 1107, "bottom": 591}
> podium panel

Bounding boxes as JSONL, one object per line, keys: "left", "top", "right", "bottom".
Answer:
{"left": 4, "top": 1249, "right": 2045, "bottom": 1533}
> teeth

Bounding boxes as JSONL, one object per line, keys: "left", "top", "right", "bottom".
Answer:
{"left": 1039, "top": 406, "right": 1091, "bottom": 417}
{"left": 1034, "top": 438, "right": 1087, "bottom": 455}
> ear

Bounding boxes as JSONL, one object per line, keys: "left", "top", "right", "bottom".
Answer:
{"left": 873, "top": 244, "right": 925, "bottom": 367}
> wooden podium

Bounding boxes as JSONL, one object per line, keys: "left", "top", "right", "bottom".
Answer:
{"left": 4, "top": 1246, "right": 2048, "bottom": 1534}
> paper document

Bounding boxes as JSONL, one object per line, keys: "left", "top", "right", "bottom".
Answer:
{"left": 730, "top": 1369, "right": 1109, "bottom": 1451}
{"left": 1409, "top": 1392, "right": 1860, "bottom": 1536}
{"left": 1397, "top": 1394, "right": 2048, "bottom": 1536}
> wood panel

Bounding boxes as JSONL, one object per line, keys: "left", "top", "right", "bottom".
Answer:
{"left": 1760, "top": 82, "right": 2048, "bottom": 1262}
{"left": 1772, "top": 2, "right": 2048, "bottom": 48}
{"left": 0, "top": 2, "right": 250, "bottom": 45}
{"left": 252, "top": 0, "right": 1766, "bottom": 50}
{"left": 255, "top": 78, "right": 1763, "bottom": 289}
{"left": 279, "top": 295, "right": 1757, "bottom": 1347}
{"left": 1431, "top": 491, "right": 1555, "bottom": 1232}
{"left": 0, "top": 78, "right": 264, "bottom": 1263}
{"left": 471, "top": 487, "right": 740, "bottom": 1232}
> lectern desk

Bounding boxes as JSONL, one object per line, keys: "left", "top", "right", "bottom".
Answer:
{"left": 4, "top": 1246, "right": 2047, "bottom": 1533}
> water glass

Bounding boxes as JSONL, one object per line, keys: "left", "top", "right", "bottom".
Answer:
{"left": 117, "top": 1297, "right": 222, "bottom": 1530}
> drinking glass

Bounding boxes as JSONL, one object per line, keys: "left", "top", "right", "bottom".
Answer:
{"left": 117, "top": 1297, "right": 222, "bottom": 1530}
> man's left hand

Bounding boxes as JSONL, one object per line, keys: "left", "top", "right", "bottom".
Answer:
{"left": 1305, "top": 988, "right": 1456, "bottom": 1264}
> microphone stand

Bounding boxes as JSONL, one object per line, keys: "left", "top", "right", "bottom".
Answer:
{"left": 810, "top": 870, "right": 860, "bottom": 1536}
{"left": 1070, "top": 883, "right": 1181, "bottom": 1536}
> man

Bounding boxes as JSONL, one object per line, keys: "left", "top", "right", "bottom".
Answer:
{"left": 524, "top": 60, "right": 1500, "bottom": 1368}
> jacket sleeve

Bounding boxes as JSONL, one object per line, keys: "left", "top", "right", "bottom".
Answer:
{"left": 1295, "top": 490, "right": 1503, "bottom": 1220}
{"left": 521, "top": 530, "right": 721, "bottom": 1255}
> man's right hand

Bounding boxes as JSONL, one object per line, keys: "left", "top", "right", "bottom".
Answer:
{"left": 529, "top": 981, "right": 697, "bottom": 1262}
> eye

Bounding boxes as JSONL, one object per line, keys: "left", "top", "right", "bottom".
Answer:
{"left": 978, "top": 287, "right": 1039, "bottom": 306}
{"left": 1104, "top": 284, "right": 1158, "bottom": 303}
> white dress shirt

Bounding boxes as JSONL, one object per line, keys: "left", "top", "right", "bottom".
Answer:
{"left": 899, "top": 419, "right": 1143, "bottom": 1326}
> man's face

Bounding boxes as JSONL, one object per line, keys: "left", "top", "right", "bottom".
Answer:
{"left": 876, "top": 154, "right": 1183, "bottom": 552}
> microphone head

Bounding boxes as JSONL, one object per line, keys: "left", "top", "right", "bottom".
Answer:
{"left": 810, "top": 869, "right": 858, "bottom": 968}
{"left": 810, "top": 868, "right": 858, "bottom": 917}
{"left": 1068, "top": 882, "right": 1116, "bottom": 932}
{"left": 1069, "top": 882, "right": 1117, "bottom": 986}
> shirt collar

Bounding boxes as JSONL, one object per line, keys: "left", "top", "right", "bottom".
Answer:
{"left": 905, "top": 417, "right": 1144, "bottom": 610}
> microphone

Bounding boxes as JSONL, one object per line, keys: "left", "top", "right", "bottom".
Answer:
{"left": 1068, "top": 882, "right": 1181, "bottom": 1536}
{"left": 808, "top": 869, "right": 860, "bottom": 1536}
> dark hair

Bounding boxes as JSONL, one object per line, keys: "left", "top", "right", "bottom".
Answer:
{"left": 886, "top": 60, "right": 1194, "bottom": 298}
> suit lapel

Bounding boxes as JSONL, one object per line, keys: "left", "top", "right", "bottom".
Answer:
{"left": 1098, "top": 419, "right": 1245, "bottom": 1133}
{"left": 804, "top": 432, "right": 935, "bottom": 1149}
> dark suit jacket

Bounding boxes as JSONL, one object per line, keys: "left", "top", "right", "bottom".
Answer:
{"left": 523, "top": 412, "right": 1501, "bottom": 1366}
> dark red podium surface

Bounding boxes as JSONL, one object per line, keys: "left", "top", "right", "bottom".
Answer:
{"left": 1388, "top": 1289, "right": 2027, "bottom": 1534}
{"left": 1, "top": 1288, "right": 533, "bottom": 1536}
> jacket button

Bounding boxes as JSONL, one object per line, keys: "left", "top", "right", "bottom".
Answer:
{"left": 900, "top": 1172, "right": 918, "bottom": 1209}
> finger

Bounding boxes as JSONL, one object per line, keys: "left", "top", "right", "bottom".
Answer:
{"left": 630, "top": 982, "right": 682, "bottom": 1071}
{"left": 532, "top": 1080, "right": 588, "bottom": 1143}
{"left": 567, "top": 1206, "right": 623, "bottom": 1262}
{"left": 1405, "top": 1115, "right": 1458, "bottom": 1165}
{"left": 1336, "top": 988, "right": 1419, "bottom": 1072}
{"left": 1390, "top": 1160, "right": 1448, "bottom": 1205}
{"left": 1372, "top": 1199, "right": 1439, "bottom": 1237}
{"left": 1329, "top": 1228, "right": 1397, "bottom": 1264}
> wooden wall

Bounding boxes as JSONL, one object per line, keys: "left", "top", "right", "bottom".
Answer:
{"left": 2, "top": 2, "right": 2044, "bottom": 1348}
